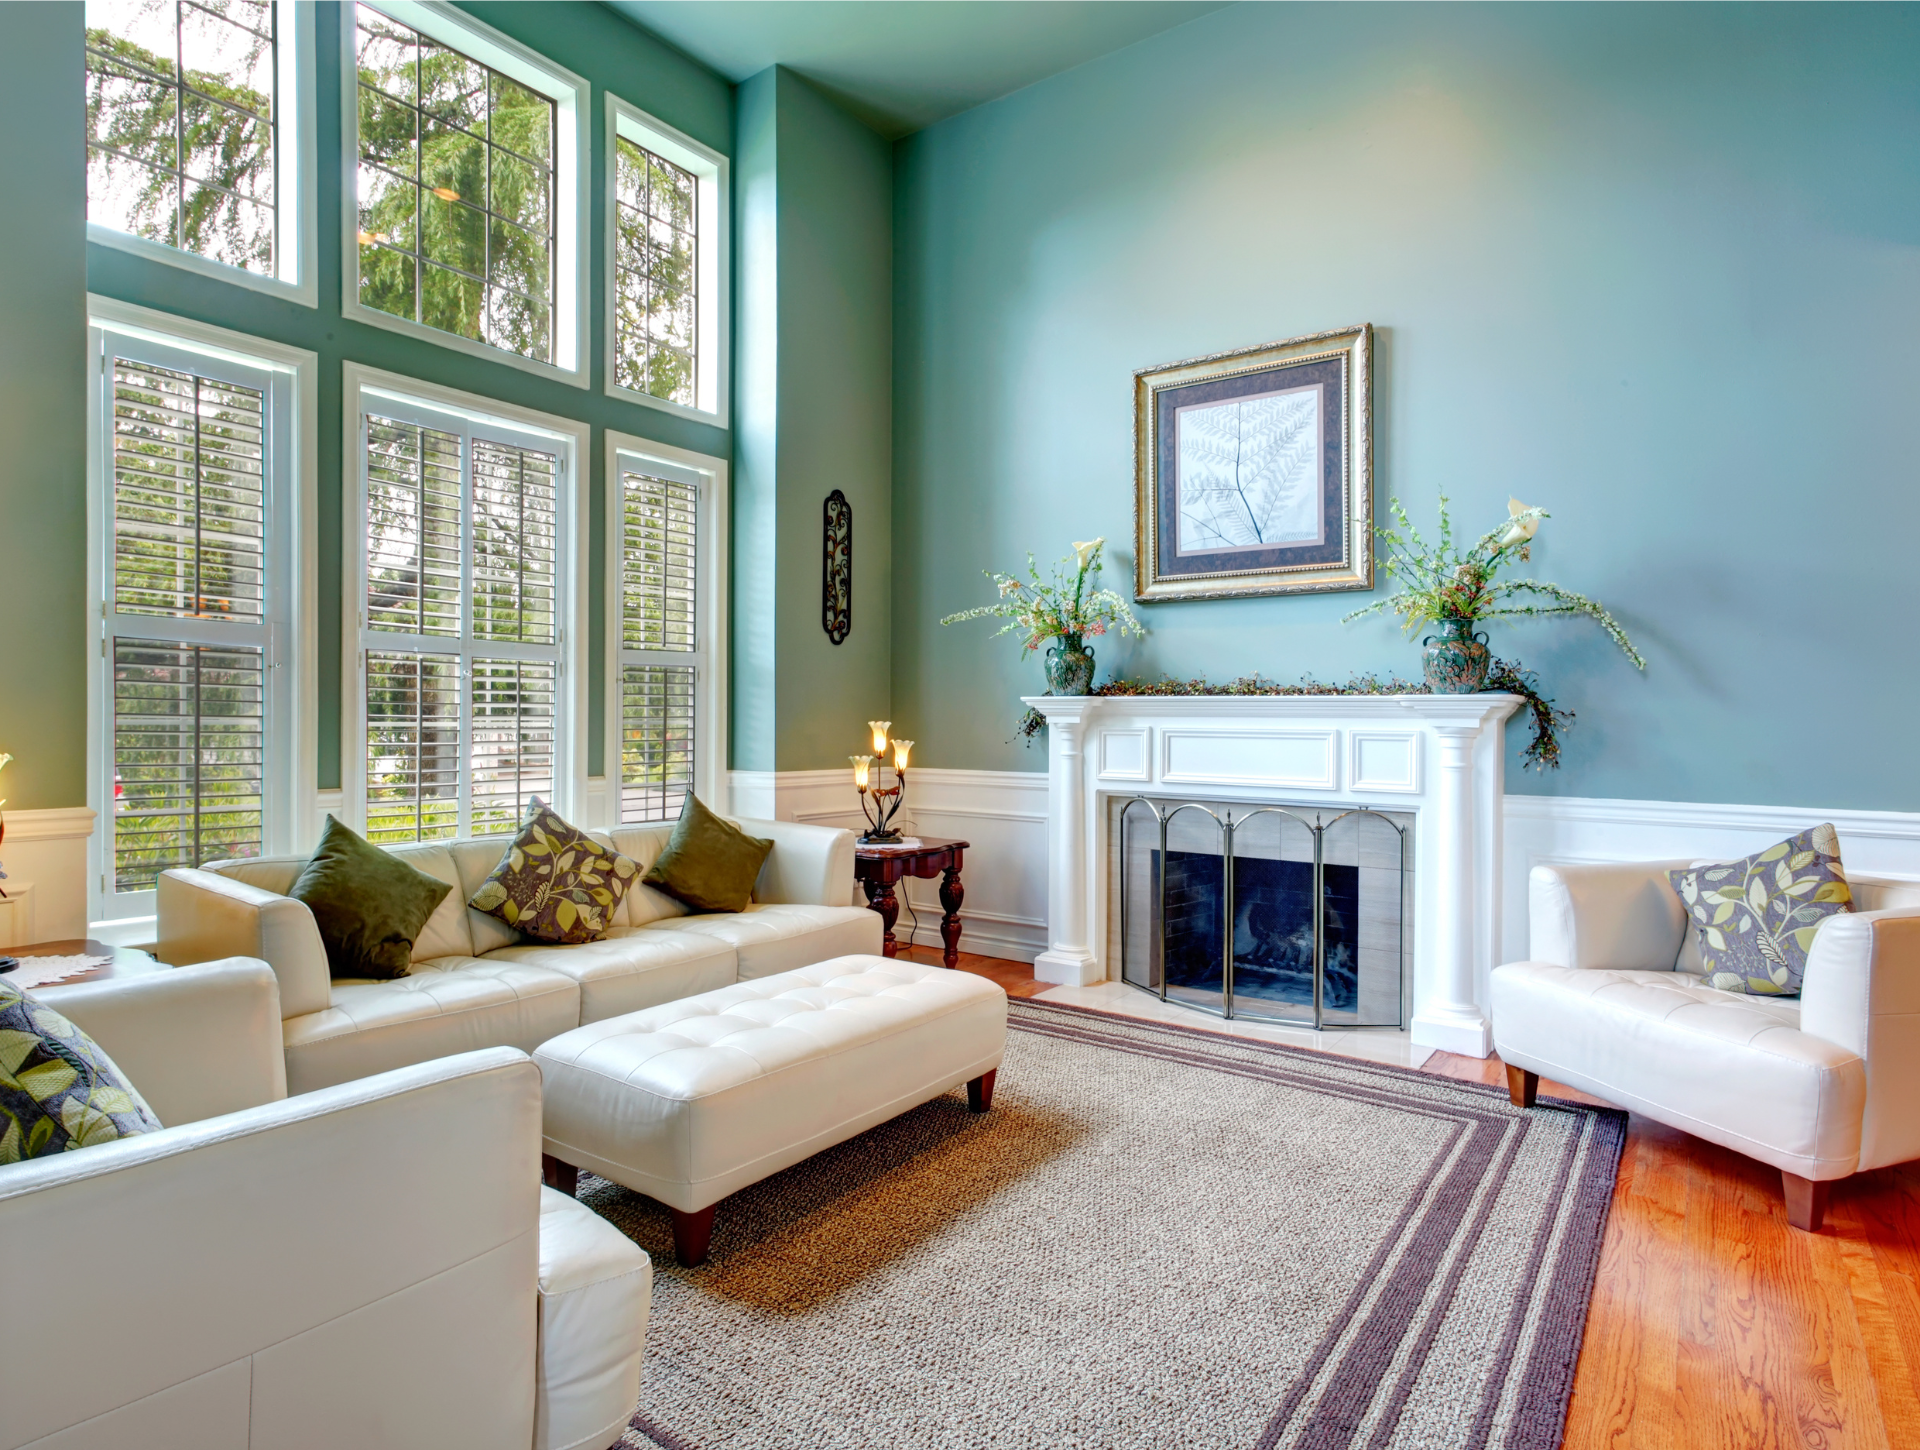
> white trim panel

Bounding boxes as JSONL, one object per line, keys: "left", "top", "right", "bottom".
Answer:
{"left": 1161, "top": 729, "right": 1339, "bottom": 792}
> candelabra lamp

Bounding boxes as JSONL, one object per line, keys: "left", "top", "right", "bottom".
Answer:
{"left": 851, "top": 721, "right": 913, "bottom": 843}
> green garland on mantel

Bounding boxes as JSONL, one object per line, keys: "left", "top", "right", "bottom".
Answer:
{"left": 1016, "top": 659, "right": 1574, "bottom": 771}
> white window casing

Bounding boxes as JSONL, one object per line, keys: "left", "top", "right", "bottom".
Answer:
{"left": 342, "top": 2, "right": 589, "bottom": 386}
{"left": 343, "top": 363, "right": 590, "bottom": 840}
{"left": 605, "top": 430, "right": 728, "bottom": 824}
{"left": 85, "top": 298, "right": 319, "bottom": 927}
{"left": 85, "top": 0, "right": 319, "bottom": 306}
{"left": 604, "top": 92, "right": 729, "bottom": 426}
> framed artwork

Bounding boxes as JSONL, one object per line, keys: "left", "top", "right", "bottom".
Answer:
{"left": 1133, "top": 324, "right": 1372, "bottom": 603}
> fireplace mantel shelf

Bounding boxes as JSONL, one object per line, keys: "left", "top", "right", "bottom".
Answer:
{"left": 1021, "top": 691, "right": 1525, "bottom": 1058}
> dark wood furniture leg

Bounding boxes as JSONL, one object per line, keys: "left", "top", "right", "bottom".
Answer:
{"left": 1782, "top": 1171, "right": 1831, "bottom": 1232}
{"left": 1505, "top": 1065, "right": 1539, "bottom": 1108}
{"left": 938, "top": 862, "right": 965, "bottom": 969}
{"left": 671, "top": 1204, "right": 718, "bottom": 1267}
{"left": 541, "top": 1154, "right": 577, "bottom": 1196}
{"left": 967, "top": 1068, "right": 997, "bottom": 1113}
{"left": 862, "top": 876, "right": 901, "bottom": 957}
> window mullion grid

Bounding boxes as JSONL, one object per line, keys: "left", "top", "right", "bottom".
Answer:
{"left": 459, "top": 426, "right": 477, "bottom": 837}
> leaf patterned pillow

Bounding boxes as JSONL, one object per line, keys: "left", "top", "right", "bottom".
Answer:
{"left": 1668, "top": 824, "right": 1852, "bottom": 996}
{"left": 467, "top": 798, "right": 640, "bottom": 945}
{"left": 0, "top": 976, "right": 162, "bottom": 1163}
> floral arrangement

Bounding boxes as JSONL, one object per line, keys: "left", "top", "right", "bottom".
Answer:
{"left": 940, "top": 537, "right": 1145, "bottom": 655}
{"left": 1343, "top": 496, "right": 1645, "bottom": 668}
{"left": 1015, "top": 664, "right": 1576, "bottom": 771}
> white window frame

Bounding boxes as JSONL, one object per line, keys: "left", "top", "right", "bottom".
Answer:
{"left": 341, "top": 2, "right": 590, "bottom": 387}
{"left": 343, "top": 362, "right": 590, "bottom": 837}
{"left": 604, "top": 430, "right": 728, "bottom": 824}
{"left": 604, "top": 93, "right": 730, "bottom": 426}
{"left": 86, "top": 0, "right": 320, "bottom": 307}
{"left": 85, "top": 297, "right": 319, "bottom": 928}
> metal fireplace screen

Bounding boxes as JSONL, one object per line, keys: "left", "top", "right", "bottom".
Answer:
{"left": 1116, "top": 798, "right": 1409, "bottom": 1029}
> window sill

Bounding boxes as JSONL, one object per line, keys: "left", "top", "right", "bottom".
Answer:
{"left": 88, "top": 225, "right": 318, "bottom": 308}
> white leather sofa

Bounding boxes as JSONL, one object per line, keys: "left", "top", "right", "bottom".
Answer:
{"left": 1491, "top": 860, "right": 1920, "bottom": 1231}
{"left": 1, "top": 958, "right": 651, "bottom": 1450}
{"left": 157, "top": 817, "right": 881, "bottom": 1094}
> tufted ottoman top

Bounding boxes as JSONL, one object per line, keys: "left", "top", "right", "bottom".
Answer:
{"left": 533, "top": 955, "right": 1008, "bottom": 1212}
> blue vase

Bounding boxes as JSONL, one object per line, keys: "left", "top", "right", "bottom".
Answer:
{"left": 1422, "top": 618, "right": 1491, "bottom": 694}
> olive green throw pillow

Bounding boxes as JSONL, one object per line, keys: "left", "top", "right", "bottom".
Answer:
{"left": 1, "top": 976, "right": 161, "bottom": 1163}
{"left": 289, "top": 815, "right": 453, "bottom": 980}
{"left": 643, "top": 794, "right": 774, "bottom": 914}
{"left": 468, "top": 798, "right": 639, "bottom": 944}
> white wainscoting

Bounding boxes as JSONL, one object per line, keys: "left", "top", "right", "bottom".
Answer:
{"left": 728, "top": 767, "right": 1050, "bottom": 962}
{"left": 2, "top": 807, "right": 97, "bottom": 945}
{"left": 1501, "top": 794, "right": 1920, "bottom": 963}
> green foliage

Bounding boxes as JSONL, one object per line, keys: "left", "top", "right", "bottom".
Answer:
{"left": 941, "top": 538, "right": 1146, "bottom": 653}
{"left": 1015, "top": 663, "right": 1575, "bottom": 771}
{"left": 1343, "top": 496, "right": 1646, "bottom": 669}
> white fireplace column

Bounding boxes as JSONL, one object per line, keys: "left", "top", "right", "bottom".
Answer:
{"left": 1032, "top": 701, "right": 1102, "bottom": 986}
{"left": 1410, "top": 724, "right": 1494, "bottom": 1056}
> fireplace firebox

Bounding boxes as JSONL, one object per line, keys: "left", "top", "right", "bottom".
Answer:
{"left": 1115, "top": 798, "right": 1410, "bottom": 1028}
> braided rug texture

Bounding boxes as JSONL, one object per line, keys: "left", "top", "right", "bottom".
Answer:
{"left": 588, "top": 998, "right": 1625, "bottom": 1450}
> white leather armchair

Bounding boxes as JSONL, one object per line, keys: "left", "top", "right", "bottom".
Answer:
{"left": 1492, "top": 861, "right": 1920, "bottom": 1231}
{"left": 2, "top": 960, "right": 650, "bottom": 1450}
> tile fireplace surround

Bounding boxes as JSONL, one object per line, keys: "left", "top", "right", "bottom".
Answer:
{"left": 1022, "top": 693, "right": 1524, "bottom": 1057}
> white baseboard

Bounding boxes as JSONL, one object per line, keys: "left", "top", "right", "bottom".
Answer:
{"left": 2, "top": 806, "right": 97, "bottom": 944}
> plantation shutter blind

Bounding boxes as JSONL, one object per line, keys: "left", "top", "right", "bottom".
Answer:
{"left": 618, "top": 465, "right": 698, "bottom": 822}
{"left": 106, "top": 355, "right": 273, "bottom": 893}
{"left": 360, "top": 406, "right": 563, "bottom": 842}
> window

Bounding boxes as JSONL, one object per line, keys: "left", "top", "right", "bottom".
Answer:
{"left": 607, "top": 96, "right": 728, "bottom": 423}
{"left": 85, "top": 0, "right": 314, "bottom": 301}
{"left": 346, "top": 3, "right": 586, "bottom": 381}
{"left": 347, "top": 366, "right": 587, "bottom": 842}
{"left": 88, "top": 306, "right": 312, "bottom": 921}
{"left": 608, "top": 433, "right": 727, "bottom": 822}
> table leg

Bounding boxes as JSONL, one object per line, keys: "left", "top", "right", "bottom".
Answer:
{"left": 939, "top": 864, "right": 964, "bottom": 969}
{"left": 863, "top": 876, "right": 901, "bottom": 957}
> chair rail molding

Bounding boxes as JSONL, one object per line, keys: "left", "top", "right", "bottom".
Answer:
{"left": 3, "top": 806, "right": 97, "bottom": 943}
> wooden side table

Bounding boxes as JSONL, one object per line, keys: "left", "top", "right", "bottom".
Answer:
{"left": 0, "top": 939, "right": 167, "bottom": 988}
{"left": 853, "top": 837, "right": 968, "bottom": 967}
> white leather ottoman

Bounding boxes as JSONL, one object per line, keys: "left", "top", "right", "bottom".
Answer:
{"left": 534, "top": 955, "right": 1008, "bottom": 1265}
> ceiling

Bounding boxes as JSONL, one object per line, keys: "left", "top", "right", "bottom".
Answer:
{"left": 602, "top": 1, "right": 1231, "bottom": 138}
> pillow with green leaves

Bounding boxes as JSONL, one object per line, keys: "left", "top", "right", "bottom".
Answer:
{"left": 468, "top": 798, "right": 639, "bottom": 944}
{"left": 290, "top": 815, "right": 454, "bottom": 980}
{"left": 1, "top": 976, "right": 161, "bottom": 1163}
{"left": 1669, "top": 824, "right": 1852, "bottom": 996}
{"left": 643, "top": 793, "right": 774, "bottom": 914}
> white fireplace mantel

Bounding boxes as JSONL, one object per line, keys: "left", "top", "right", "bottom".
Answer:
{"left": 1021, "top": 693, "right": 1524, "bottom": 1057}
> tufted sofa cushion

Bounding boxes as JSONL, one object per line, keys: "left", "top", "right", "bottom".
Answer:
{"left": 535, "top": 956, "right": 1007, "bottom": 1213}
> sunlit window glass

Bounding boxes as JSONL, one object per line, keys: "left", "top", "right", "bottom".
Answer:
{"left": 612, "top": 135, "right": 697, "bottom": 407}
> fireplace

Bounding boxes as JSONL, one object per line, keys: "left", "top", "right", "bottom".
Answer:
{"left": 1114, "top": 797, "right": 1410, "bottom": 1028}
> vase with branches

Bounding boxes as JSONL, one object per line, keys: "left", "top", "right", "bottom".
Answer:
{"left": 1344, "top": 497, "right": 1644, "bottom": 692}
{"left": 940, "top": 537, "right": 1146, "bottom": 695}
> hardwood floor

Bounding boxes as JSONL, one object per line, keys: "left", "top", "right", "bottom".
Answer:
{"left": 936, "top": 945, "right": 1920, "bottom": 1450}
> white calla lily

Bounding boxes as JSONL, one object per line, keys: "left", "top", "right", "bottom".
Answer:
{"left": 1072, "top": 538, "right": 1105, "bottom": 571}
{"left": 1500, "top": 498, "right": 1542, "bottom": 547}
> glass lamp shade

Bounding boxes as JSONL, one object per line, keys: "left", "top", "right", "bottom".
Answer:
{"left": 892, "top": 739, "right": 914, "bottom": 770}
{"left": 868, "top": 720, "right": 891, "bottom": 753}
{"left": 850, "top": 755, "right": 873, "bottom": 789}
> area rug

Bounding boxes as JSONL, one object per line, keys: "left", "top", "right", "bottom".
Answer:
{"left": 583, "top": 998, "right": 1626, "bottom": 1450}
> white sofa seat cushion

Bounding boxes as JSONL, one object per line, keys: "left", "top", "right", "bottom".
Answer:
{"left": 1491, "top": 962, "right": 1865, "bottom": 1179}
{"left": 647, "top": 903, "right": 882, "bottom": 980}
{"left": 484, "top": 930, "right": 738, "bottom": 1024}
{"left": 535, "top": 956, "right": 1006, "bottom": 1213}
{"left": 536, "top": 1187, "right": 650, "bottom": 1450}
{"left": 283, "top": 958, "right": 580, "bottom": 1095}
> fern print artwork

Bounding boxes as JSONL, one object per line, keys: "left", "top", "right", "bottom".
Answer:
{"left": 1175, "top": 385, "right": 1322, "bottom": 553}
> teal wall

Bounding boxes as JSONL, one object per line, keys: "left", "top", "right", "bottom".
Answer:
{"left": 731, "top": 66, "right": 893, "bottom": 773}
{"left": 79, "top": 1, "right": 732, "bottom": 794}
{"left": 893, "top": 2, "right": 1920, "bottom": 808}
{"left": 0, "top": 5, "right": 89, "bottom": 811}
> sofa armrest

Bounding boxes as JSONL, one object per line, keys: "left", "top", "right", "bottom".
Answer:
{"left": 537, "top": 1187, "right": 651, "bottom": 1450}
{"left": 39, "top": 957, "right": 287, "bottom": 1125}
{"left": 0, "top": 1047, "right": 543, "bottom": 1450}
{"left": 158, "top": 866, "right": 333, "bottom": 1019}
{"left": 735, "top": 817, "right": 856, "bottom": 906}
{"left": 1800, "top": 909, "right": 1920, "bottom": 1172}
{"left": 1527, "top": 860, "right": 1698, "bottom": 971}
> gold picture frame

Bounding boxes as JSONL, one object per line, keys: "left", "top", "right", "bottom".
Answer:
{"left": 1133, "top": 324, "right": 1373, "bottom": 603}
